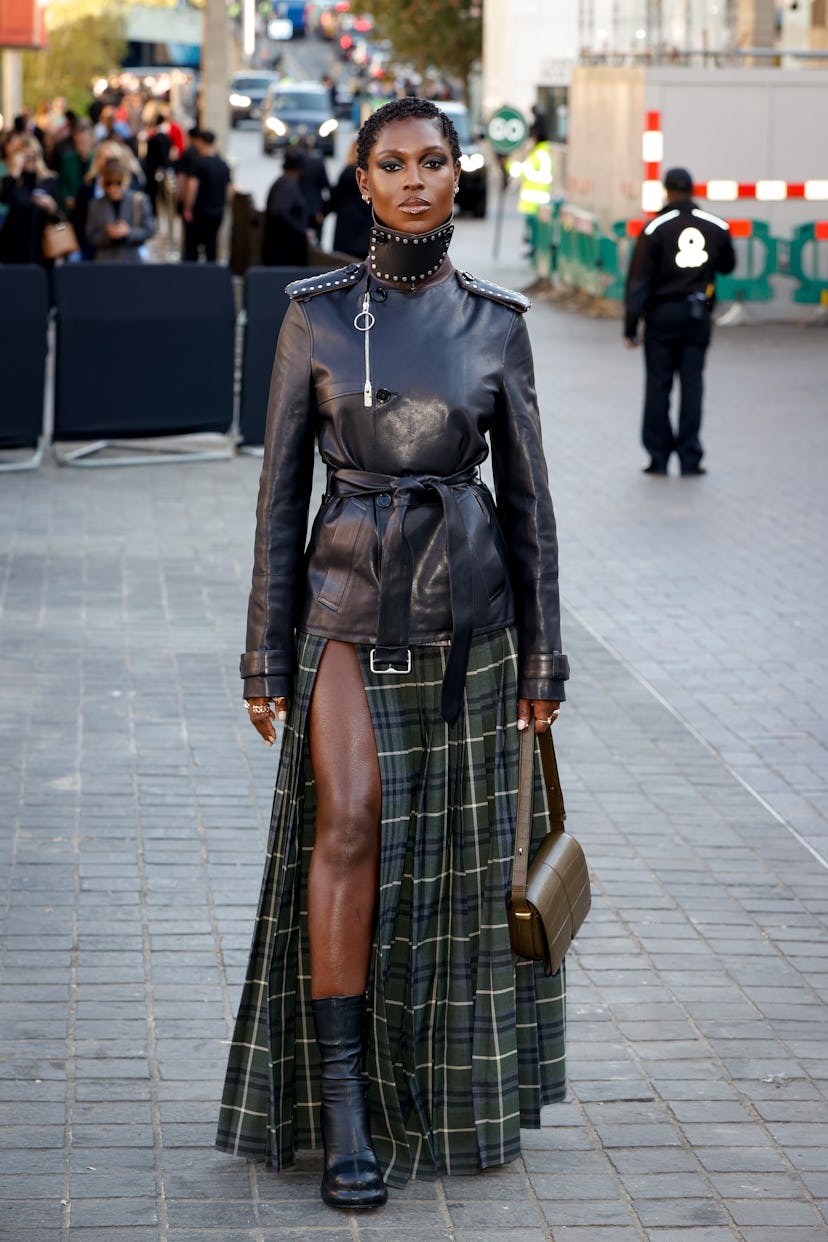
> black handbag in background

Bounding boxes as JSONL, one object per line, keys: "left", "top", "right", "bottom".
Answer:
{"left": 508, "top": 719, "right": 591, "bottom": 976}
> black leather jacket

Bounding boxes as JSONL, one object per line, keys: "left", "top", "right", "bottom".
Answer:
{"left": 241, "top": 262, "right": 569, "bottom": 720}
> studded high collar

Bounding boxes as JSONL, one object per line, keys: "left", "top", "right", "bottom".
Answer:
{"left": 369, "top": 214, "right": 454, "bottom": 290}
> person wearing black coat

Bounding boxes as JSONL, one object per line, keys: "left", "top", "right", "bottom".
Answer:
{"left": 625, "top": 166, "right": 736, "bottom": 476}
{"left": 297, "top": 138, "right": 331, "bottom": 242}
{"left": 217, "top": 98, "right": 569, "bottom": 1212}
{"left": 327, "top": 146, "right": 372, "bottom": 259}
{"left": 0, "top": 136, "right": 61, "bottom": 266}
{"left": 261, "top": 147, "right": 309, "bottom": 266}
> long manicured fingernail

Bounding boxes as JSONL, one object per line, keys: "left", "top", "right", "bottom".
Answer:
{"left": 277, "top": 710, "right": 287, "bottom": 722}
{"left": 516, "top": 719, "right": 527, "bottom": 731}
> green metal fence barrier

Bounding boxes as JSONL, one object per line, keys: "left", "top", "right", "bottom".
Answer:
{"left": 789, "top": 221, "right": 828, "bottom": 305}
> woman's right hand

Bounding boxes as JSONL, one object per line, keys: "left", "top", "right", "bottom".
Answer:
{"left": 245, "top": 696, "right": 288, "bottom": 746}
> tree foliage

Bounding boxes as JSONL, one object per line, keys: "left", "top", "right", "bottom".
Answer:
{"left": 362, "top": 0, "right": 482, "bottom": 100}
{"left": 21, "top": 2, "right": 126, "bottom": 112}
{"left": 22, "top": 13, "right": 126, "bottom": 112}
{"left": 20, "top": 0, "right": 203, "bottom": 114}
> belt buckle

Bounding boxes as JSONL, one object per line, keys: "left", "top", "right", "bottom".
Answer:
{"left": 369, "top": 648, "right": 412, "bottom": 675}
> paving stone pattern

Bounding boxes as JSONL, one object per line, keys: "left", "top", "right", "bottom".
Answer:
{"left": 1, "top": 262, "right": 827, "bottom": 1238}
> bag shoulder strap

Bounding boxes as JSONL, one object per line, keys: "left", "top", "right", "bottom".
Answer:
{"left": 510, "top": 718, "right": 566, "bottom": 905}
{"left": 538, "top": 727, "right": 566, "bottom": 829}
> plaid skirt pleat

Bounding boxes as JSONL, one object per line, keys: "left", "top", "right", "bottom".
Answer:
{"left": 216, "top": 627, "right": 566, "bottom": 1186}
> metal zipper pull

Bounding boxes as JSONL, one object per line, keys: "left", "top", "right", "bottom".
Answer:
{"left": 354, "top": 290, "right": 375, "bottom": 408}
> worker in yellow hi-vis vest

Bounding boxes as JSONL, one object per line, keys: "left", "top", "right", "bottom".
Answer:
{"left": 510, "top": 140, "right": 554, "bottom": 256}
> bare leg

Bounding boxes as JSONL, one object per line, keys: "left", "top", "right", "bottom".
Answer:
{"left": 307, "top": 641, "right": 381, "bottom": 999}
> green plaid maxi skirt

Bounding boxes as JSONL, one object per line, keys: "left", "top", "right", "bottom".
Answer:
{"left": 216, "top": 627, "right": 566, "bottom": 1187}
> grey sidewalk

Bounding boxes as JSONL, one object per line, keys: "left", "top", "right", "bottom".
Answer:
{"left": 2, "top": 244, "right": 827, "bottom": 1239}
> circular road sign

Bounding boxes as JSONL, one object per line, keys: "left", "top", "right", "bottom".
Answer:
{"left": 486, "top": 106, "right": 528, "bottom": 154}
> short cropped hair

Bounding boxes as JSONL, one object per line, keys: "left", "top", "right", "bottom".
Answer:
{"left": 356, "top": 97, "right": 461, "bottom": 170}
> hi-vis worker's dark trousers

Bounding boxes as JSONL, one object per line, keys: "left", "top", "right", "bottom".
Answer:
{"left": 642, "top": 300, "right": 712, "bottom": 473}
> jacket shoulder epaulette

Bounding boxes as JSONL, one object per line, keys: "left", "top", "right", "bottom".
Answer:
{"left": 456, "top": 270, "right": 531, "bottom": 312}
{"left": 287, "top": 263, "right": 365, "bottom": 301}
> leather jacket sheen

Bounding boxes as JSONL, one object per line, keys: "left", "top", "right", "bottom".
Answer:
{"left": 241, "top": 262, "right": 569, "bottom": 713}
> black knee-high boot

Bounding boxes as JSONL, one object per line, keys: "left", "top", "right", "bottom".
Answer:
{"left": 311, "top": 994, "right": 387, "bottom": 1208}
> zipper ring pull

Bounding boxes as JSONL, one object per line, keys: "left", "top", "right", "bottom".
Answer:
{"left": 354, "top": 291, "right": 375, "bottom": 332}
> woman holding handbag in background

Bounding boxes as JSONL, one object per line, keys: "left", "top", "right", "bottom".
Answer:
{"left": 217, "top": 96, "right": 570, "bottom": 1209}
{"left": 0, "top": 134, "right": 62, "bottom": 266}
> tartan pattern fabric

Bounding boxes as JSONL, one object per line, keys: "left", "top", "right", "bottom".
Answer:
{"left": 216, "top": 628, "right": 566, "bottom": 1186}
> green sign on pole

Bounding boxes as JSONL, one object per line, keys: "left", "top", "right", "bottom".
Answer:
{"left": 486, "top": 105, "right": 528, "bottom": 154}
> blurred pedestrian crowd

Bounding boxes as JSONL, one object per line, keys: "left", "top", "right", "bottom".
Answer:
{"left": 0, "top": 93, "right": 239, "bottom": 271}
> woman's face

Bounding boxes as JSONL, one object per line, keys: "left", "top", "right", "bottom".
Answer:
{"left": 103, "top": 173, "right": 126, "bottom": 201}
{"left": 356, "top": 116, "right": 459, "bottom": 235}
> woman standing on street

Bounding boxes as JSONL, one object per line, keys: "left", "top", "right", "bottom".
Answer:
{"left": 0, "top": 134, "right": 61, "bottom": 266}
{"left": 216, "top": 96, "right": 569, "bottom": 1208}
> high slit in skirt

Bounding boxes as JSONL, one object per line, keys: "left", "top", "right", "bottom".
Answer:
{"left": 216, "top": 627, "right": 566, "bottom": 1186}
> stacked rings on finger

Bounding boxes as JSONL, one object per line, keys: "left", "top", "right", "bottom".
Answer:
{"left": 244, "top": 701, "right": 271, "bottom": 715}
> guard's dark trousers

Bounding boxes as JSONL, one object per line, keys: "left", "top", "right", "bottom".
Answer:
{"left": 642, "top": 301, "right": 712, "bottom": 473}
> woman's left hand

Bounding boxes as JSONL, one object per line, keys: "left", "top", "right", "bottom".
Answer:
{"left": 34, "top": 193, "right": 58, "bottom": 215}
{"left": 517, "top": 698, "right": 560, "bottom": 733}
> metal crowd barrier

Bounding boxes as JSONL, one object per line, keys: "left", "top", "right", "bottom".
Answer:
{"left": 789, "top": 221, "right": 828, "bottom": 307}
{"left": 0, "top": 262, "right": 335, "bottom": 469}
{"left": 541, "top": 212, "right": 828, "bottom": 314}
{"left": 239, "top": 266, "right": 329, "bottom": 451}
{"left": 0, "top": 265, "right": 49, "bottom": 472}
{"left": 53, "top": 263, "right": 237, "bottom": 465}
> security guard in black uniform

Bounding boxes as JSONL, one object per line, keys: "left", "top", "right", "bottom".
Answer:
{"left": 625, "top": 167, "right": 736, "bottom": 476}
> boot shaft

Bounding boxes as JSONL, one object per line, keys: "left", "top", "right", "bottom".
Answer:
{"left": 312, "top": 993, "right": 367, "bottom": 1082}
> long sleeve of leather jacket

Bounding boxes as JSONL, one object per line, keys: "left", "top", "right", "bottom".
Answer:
{"left": 490, "top": 313, "right": 568, "bottom": 703}
{"left": 241, "top": 304, "right": 316, "bottom": 700}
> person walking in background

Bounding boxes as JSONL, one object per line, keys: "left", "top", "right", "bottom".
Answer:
{"left": 0, "top": 134, "right": 61, "bottom": 266}
{"left": 74, "top": 137, "right": 144, "bottom": 261}
{"left": 217, "top": 96, "right": 568, "bottom": 1210}
{"left": 182, "top": 129, "right": 232, "bottom": 263}
{"left": 261, "top": 147, "right": 309, "bottom": 266}
{"left": 327, "top": 138, "right": 372, "bottom": 260}
{"left": 142, "top": 113, "right": 175, "bottom": 220}
{"left": 175, "top": 126, "right": 201, "bottom": 258}
{"left": 86, "top": 157, "right": 154, "bottom": 263}
{"left": 297, "top": 137, "right": 331, "bottom": 245}
{"left": 58, "top": 120, "right": 94, "bottom": 226}
{"left": 625, "top": 166, "right": 736, "bottom": 476}
{"left": 514, "top": 124, "right": 554, "bottom": 258}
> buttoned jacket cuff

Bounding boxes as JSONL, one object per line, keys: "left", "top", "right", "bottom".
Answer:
{"left": 243, "top": 674, "right": 292, "bottom": 701}
{"left": 518, "top": 651, "right": 569, "bottom": 704}
{"left": 240, "top": 649, "right": 294, "bottom": 703}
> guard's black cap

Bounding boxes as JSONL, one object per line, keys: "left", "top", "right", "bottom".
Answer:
{"left": 664, "top": 167, "right": 693, "bottom": 192}
{"left": 283, "top": 148, "right": 305, "bottom": 171}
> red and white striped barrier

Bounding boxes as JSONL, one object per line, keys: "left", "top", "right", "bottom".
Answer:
{"left": 639, "top": 112, "right": 828, "bottom": 210}
{"left": 693, "top": 181, "right": 828, "bottom": 202}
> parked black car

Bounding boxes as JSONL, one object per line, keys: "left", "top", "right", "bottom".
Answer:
{"left": 261, "top": 81, "right": 339, "bottom": 157}
{"left": 440, "top": 101, "right": 488, "bottom": 218}
{"left": 229, "top": 72, "right": 281, "bottom": 127}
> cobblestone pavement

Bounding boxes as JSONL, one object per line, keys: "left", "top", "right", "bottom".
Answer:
{"left": 1, "top": 223, "right": 827, "bottom": 1240}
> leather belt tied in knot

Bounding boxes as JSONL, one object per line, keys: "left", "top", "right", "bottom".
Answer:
{"left": 328, "top": 466, "right": 478, "bottom": 725}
